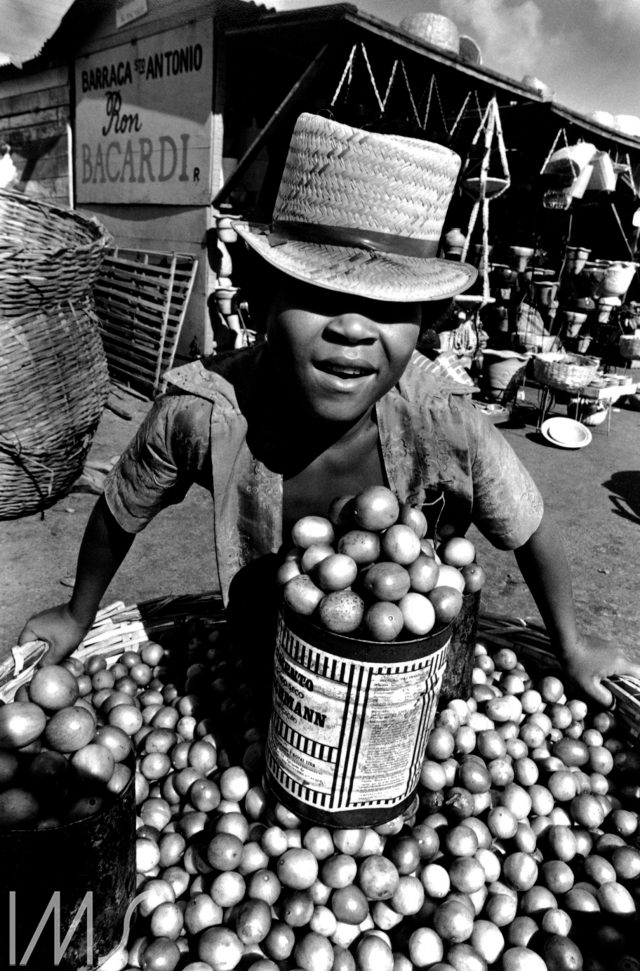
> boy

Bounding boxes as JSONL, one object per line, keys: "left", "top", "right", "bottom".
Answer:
{"left": 19, "top": 113, "right": 640, "bottom": 706}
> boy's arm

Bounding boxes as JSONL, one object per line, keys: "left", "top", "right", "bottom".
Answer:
{"left": 514, "top": 509, "right": 640, "bottom": 705}
{"left": 18, "top": 495, "right": 134, "bottom": 664}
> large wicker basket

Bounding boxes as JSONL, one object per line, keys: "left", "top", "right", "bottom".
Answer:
{"left": 0, "top": 192, "right": 111, "bottom": 518}
{"left": 0, "top": 191, "right": 110, "bottom": 314}
{"left": 532, "top": 351, "right": 600, "bottom": 391}
{"left": 0, "top": 298, "right": 110, "bottom": 518}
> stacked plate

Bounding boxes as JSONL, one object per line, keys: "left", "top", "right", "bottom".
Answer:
{"left": 540, "top": 417, "right": 592, "bottom": 449}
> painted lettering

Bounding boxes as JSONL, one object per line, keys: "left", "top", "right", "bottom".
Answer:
{"left": 120, "top": 141, "right": 136, "bottom": 183}
{"left": 274, "top": 680, "right": 326, "bottom": 728}
{"left": 138, "top": 137, "right": 155, "bottom": 183}
{"left": 81, "top": 60, "right": 132, "bottom": 92}
{"left": 103, "top": 91, "right": 142, "bottom": 137}
{"left": 179, "top": 134, "right": 190, "bottom": 182}
{"left": 144, "top": 43, "right": 203, "bottom": 80}
{"left": 280, "top": 655, "right": 314, "bottom": 692}
{"left": 80, "top": 137, "right": 193, "bottom": 186}
{"left": 158, "top": 135, "right": 177, "bottom": 181}
{"left": 106, "top": 142, "right": 121, "bottom": 182}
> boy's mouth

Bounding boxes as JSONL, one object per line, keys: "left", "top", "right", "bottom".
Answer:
{"left": 315, "top": 357, "right": 377, "bottom": 380}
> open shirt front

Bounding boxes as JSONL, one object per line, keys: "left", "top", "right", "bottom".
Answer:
{"left": 104, "top": 345, "right": 543, "bottom": 603}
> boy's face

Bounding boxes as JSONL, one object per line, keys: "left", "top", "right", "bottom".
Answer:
{"left": 266, "top": 277, "right": 422, "bottom": 424}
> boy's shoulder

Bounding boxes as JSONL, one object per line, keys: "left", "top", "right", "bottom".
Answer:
{"left": 164, "top": 344, "right": 264, "bottom": 409}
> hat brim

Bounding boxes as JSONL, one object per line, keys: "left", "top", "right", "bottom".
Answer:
{"left": 235, "top": 222, "right": 477, "bottom": 303}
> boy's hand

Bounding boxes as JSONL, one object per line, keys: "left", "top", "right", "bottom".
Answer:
{"left": 562, "top": 633, "right": 640, "bottom": 708}
{"left": 18, "top": 605, "right": 93, "bottom": 666}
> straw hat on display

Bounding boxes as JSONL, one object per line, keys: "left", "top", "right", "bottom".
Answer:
{"left": 235, "top": 113, "right": 476, "bottom": 303}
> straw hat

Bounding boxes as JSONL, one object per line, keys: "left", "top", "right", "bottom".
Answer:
{"left": 235, "top": 113, "right": 476, "bottom": 303}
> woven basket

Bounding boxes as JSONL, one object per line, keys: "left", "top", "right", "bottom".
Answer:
{"left": 0, "top": 190, "right": 110, "bottom": 314}
{"left": 0, "top": 298, "right": 110, "bottom": 519}
{"left": 532, "top": 352, "right": 600, "bottom": 391}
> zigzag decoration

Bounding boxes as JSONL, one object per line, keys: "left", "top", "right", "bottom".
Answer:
{"left": 330, "top": 43, "right": 486, "bottom": 145}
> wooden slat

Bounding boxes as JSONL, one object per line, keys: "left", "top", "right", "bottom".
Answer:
{"left": 94, "top": 247, "right": 198, "bottom": 396}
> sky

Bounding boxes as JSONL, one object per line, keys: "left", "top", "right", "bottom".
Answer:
{"left": 253, "top": 0, "right": 640, "bottom": 122}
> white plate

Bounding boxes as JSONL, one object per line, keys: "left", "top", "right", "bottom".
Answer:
{"left": 540, "top": 417, "right": 592, "bottom": 449}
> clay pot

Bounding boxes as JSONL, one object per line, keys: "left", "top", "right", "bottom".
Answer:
{"left": 508, "top": 245, "right": 534, "bottom": 273}
{"left": 490, "top": 264, "right": 518, "bottom": 287}
{"left": 533, "top": 280, "right": 559, "bottom": 308}
{"left": 563, "top": 311, "right": 588, "bottom": 337}
{"left": 217, "top": 216, "right": 240, "bottom": 244}
{"left": 215, "top": 287, "right": 239, "bottom": 315}
{"left": 601, "top": 261, "right": 637, "bottom": 299}
{"left": 565, "top": 245, "right": 591, "bottom": 274}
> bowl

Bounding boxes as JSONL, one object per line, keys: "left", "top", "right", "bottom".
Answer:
{"left": 540, "top": 417, "right": 592, "bottom": 449}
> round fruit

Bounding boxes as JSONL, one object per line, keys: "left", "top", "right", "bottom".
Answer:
{"left": 363, "top": 602, "right": 404, "bottom": 642}
{"left": 357, "top": 855, "right": 400, "bottom": 899}
{"left": 27, "top": 750, "right": 69, "bottom": 792}
{"left": 277, "top": 848, "right": 318, "bottom": 889}
{"left": 71, "top": 743, "right": 116, "bottom": 785}
{"left": 313, "top": 553, "right": 358, "bottom": 592}
{"left": 337, "top": 530, "right": 381, "bottom": 566}
{"left": 408, "top": 554, "right": 440, "bottom": 594}
{"left": 283, "top": 575, "right": 324, "bottom": 616}
{"left": 398, "top": 593, "right": 436, "bottom": 636}
{"left": 317, "top": 591, "right": 365, "bottom": 634}
{"left": 428, "top": 586, "right": 464, "bottom": 624}
{"left": 0, "top": 787, "right": 39, "bottom": 828}
{"left": 28, "top": 665, "right": 79, "bottom": 711}
{"left": 0, "top": 750, "right": 19, "bottom": 787}
{"left": 291, "top": 516, "right": 335, "bottom": 550}
{"left": 352, "top": 486, "right": 400, "bottom": 531}
{"left": 300, "top": 544, "right": 334, "bottom": 573}
{"left": 362, "top": 562, "right": 411, "bottom": 602}
{"left": 433, "top": 897, "right": 474, "bottom": 943}
{"left": 0, "top": 702, "right": 46, "bottom": 749}
{"left": 436, "top": 564, "right": 466, "bottom": 593}
{"left": 95, "top": 725, "right": 132, "bottom": 762}
{"left": 440, "top": 537, "right": 476, "bottom": 567}
{"left": 398, "top": 503, "right": 428, "bottom": 538}
{"left": 197, "top": 927, "right": 243, "bottom": 969}
{"left": 460, "top": 563, "right": 486, "bottom": 593}
{"left": 44, "top": 706, "right": 96, "bottom": 753}
{"left": 380, "top": 525, "right": 422, "bottom": 566}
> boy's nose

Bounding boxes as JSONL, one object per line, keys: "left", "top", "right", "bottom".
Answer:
{"left": 325, "top": 314, "right": 378, "bottom": 343}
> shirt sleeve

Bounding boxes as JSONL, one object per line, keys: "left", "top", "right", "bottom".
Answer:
{"left": 103, "top": 393, "right": 213, "bottom": 533}
{"left": 461, "top": 400, "right": 544, "bottom": 550}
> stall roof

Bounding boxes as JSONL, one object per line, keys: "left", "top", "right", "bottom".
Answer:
{"left": 226, "top": 2, "right": 640, "bottom": 152}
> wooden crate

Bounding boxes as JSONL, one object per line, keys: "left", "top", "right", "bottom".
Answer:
{"left": 94, "top": 247, "right": 198, "bottom": 397}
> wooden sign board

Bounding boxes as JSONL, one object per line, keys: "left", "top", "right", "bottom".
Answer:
{"left": 115, "top": 0, "right": 148, "bottom": 29}
{"left": 75, "top": 19, "right": 213, "bottom": 204}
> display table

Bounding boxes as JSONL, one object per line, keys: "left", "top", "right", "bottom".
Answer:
{"left": 536, "top": 380, "right": 637, "bottom": 434}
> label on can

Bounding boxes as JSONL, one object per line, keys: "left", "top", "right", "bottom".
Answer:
{"left": 266, "top": 614, "right": 449, "bottom": 815}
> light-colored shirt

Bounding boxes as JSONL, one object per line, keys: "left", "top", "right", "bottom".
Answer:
{"left": 104, "top": 345, "right": 543, "bottom": 603}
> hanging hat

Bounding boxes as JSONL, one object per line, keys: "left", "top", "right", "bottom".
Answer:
{"left": 235, "top": 113, "right": 476, "bottom": 302}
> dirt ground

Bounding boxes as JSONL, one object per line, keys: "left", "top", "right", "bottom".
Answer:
{"left": 1, "top": 380, "right": 639, "bottom": 666}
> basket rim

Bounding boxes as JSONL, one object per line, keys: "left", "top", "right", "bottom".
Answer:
{"left": 0, "top": 189, "right": 110, "bottom": 252}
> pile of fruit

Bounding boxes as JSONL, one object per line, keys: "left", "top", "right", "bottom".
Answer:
{"left": 1, "top": 609, "right": 639, "bottom": 971}
{"left": 278, "top": 486, "right": 486, "bottom": 641}
{"left": 0, "top": 655, "right": 146, "bottom": 826}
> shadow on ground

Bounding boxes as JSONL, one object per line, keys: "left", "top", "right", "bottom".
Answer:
{"left": 603, "top": 471, "right": 640, "bottom": 526}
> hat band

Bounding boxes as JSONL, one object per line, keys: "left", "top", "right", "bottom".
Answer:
{"left": 268, "top": 220, "right": 439, "bottom": 258}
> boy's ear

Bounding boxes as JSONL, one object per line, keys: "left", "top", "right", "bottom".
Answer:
{"left": 421, "top": 298, "right": 454, "bottom": 331}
